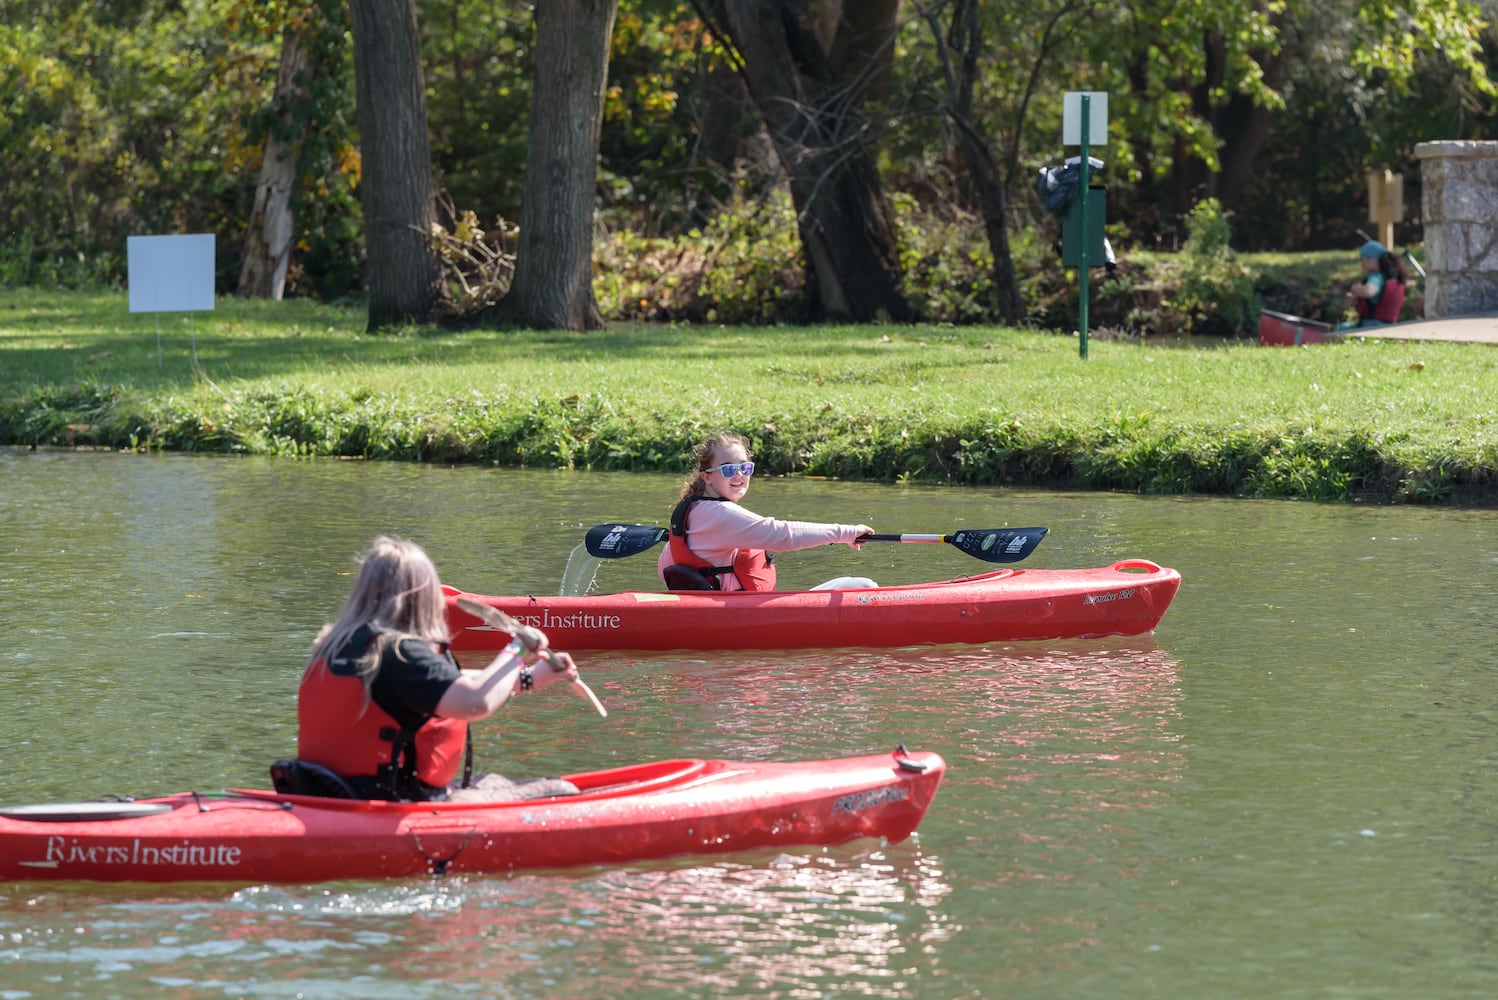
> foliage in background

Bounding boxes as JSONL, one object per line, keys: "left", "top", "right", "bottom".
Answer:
{"left": 0, "top": 9, "right": 236, "bottom": 286}
{"left": 592, "top": 187, "right": 1006, "bottom": 326}
{"left": 593, "top": 184, "right": 804, "bottom": 324}
{"left": 419, "top": 0, "right": 535, "bottom": 227}
{"left": 1163, "top": 198, "right": 1260, "bottom": 336}
{"left": 3, "top": 0, "right": 1495, "bottom": 314}
{"left": 0, "top": 0, "right": 362, "bottom": 298}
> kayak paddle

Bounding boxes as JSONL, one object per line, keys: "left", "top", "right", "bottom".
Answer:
{"left": 857, "top": 527, "right": 1049, "bottom": 562}
{"left": 454, "top": 597, "right": 608, "bottom": 717}
{"left": 585, "top": 523, "right": 669, "bottom": 559}
{"left": 584, "top": 522, "right": 1048, "bottom": 564}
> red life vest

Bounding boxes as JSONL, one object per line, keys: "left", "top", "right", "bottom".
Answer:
{"left": 667, "top": 496, "right": 777, "bottom": 591}
{"left": 297, "top": 650, "right": 468, "bottom": 798}
{"left": 1356, "top": 277, "right": 1406, "bottom": 324}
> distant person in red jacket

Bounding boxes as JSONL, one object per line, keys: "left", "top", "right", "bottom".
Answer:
{"left": 1339, "top": 240, "right": 1408, "bottom": 329}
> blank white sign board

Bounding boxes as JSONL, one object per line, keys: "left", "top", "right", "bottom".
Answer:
{"left": 128, "top": 234, "right": 215, "bottom": 313}
{"left": 1062, "top": 92, "right": 1109, "bottom": 146}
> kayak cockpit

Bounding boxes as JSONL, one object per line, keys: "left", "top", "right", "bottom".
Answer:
{"left": 220, "top": 758, "right": 712, "bottom": 811}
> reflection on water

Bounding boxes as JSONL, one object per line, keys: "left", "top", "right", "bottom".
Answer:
{"left": 6, "top": 450, "right": 1498, "bottom": 997}
{"left": 1, "top": 845, "right": 951, "bottom": 998}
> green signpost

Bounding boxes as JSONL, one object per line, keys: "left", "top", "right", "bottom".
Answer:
{"left": 1062, "top": 92, "right": 1108, "bottom": 360}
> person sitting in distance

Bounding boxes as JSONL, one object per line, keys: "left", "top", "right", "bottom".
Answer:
{"left": 1339, "top": 240, "right": 1408, "bottom": 329}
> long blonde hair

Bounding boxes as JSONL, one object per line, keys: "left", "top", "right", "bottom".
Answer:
{"left": 308, "top": 536, "right": 450, "bottom": 688}
{"left": 676, "top": 432, "right": 752, "bottom": 500}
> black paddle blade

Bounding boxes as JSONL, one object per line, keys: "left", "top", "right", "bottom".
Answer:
{"left": 949, "top": 527, "right": 1049, "bottom": 562}
{"left": 584, "top": 523, "right": 669, "bottom": 559}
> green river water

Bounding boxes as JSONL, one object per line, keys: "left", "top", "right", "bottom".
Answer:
{"left": 2, "top": 448, "right": 1496, "bottom": 998}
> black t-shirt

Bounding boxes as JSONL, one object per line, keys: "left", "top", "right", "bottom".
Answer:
{"left": 328, "top": 624, "right": 460, "bottom": 727}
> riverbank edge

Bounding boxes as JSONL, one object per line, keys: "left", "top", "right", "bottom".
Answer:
{"left": 4, "top": 391, "right": 1495, "bottom": 507}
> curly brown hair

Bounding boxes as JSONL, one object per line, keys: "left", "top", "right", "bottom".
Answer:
{"left": 677, "top": 432, "right": 752, "bottom": 500}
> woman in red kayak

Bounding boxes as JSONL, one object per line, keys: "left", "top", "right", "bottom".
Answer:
{"left": 658, "top": 431, "right": 876, "bottom": 591}
{"left": 298, "top": 535, "right": 581, "bottom": 802}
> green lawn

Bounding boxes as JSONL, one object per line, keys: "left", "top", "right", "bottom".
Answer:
{"left": 1, "top": 287, "right": 1493, "bottom": 504}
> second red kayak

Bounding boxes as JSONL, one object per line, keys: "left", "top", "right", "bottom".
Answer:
{"left": 445, "top": 560, "right": 1181, "bottom": 653}
{"left": 0, "top": 749, "right": 944, "bottom": 884}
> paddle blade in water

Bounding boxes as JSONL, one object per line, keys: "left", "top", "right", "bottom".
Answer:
{"left": 573, "top": 679, "right": 608, "bottom": 717}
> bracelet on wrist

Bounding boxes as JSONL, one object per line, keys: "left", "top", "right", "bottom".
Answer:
{"left": 518, "top": 665, "right": 534, "bottom": 692}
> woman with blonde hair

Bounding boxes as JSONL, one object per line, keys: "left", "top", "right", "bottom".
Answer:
{"left": 659, "top": 432, "right": 876, "bottom": 592}
{"left": 297, "top": 535, "right": 579, "bottom": 802}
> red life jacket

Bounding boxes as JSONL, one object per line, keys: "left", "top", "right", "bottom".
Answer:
{"left": 667, "top": 496, "right": 777, "bottom": 591}
{"left": 1356, "top": 277, "right": 1406, "bottom": 324}
{"left": 297, "top": 648, "right": 468, "bottom": 799}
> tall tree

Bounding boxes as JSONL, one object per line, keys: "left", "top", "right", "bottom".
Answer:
{"left": 349, "top": 0, "right": 445, "bottom": 329}
{"left": 501, "top": 0, "right": 619, "bottom": 330}
{"left": 238, "top": 25, "right": 311, "bottom": 298}
{"left": 694, "top": 0, "right": 914, "bottom": 322}
{"left": 236, "top": 0, "right": 354, "bottom": 299}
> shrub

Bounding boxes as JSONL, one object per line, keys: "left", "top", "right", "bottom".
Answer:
{"left": 1167, "top": 198, "right": 1260, "bottom": 336}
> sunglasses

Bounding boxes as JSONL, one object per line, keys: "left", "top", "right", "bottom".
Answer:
{"left": 707, "top": 462, "right": 755, "bottom": 478}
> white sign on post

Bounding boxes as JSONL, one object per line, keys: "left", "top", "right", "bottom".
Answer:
{"left": 128, "top": 234, "right": 216, "bottom": 313}
{"left": 1062, "top": 92, "right": 1109, "bottom": 146}
{"left": 128, "top": 233, "right": 215, "bottom": 366}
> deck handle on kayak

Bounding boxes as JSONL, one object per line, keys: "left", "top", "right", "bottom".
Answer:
{"left": 1111, "top": 559, "right": 1164, "bottom": 574}
{"left": 893, "top": 743, "right": 930, "bottom": 772}
{"left": 585, "top": 523, "right": 1047, "bottom": 565}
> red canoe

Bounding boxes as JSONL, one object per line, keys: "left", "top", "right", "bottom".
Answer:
{"left": 1260, "top": 308, "right": 1337, "bottom": 345}
{"left": 444, "top": 560, "right": 1181, "bottom": 654}
{"left": 0, "top": 749, "right": 944, "bottom": 884}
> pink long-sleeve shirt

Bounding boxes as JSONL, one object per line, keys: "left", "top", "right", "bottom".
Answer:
{"left": 656, "top": 499, "right": 867, "bottom": 591}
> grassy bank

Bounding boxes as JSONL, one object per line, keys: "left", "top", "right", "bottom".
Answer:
{"left": 2, "top": 288, "right": 1495, "bottom": 504}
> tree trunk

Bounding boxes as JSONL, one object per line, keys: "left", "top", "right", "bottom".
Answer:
{"left": 826, "top": 0, "right": 901, "bottom": 104}
{"left": 501, "top": 0, "right": 618, "bottom": 331}
{"left": 349, "top": 0, "right": 445, "bottom": 331}
{"left": 916, "top": 0, "right": 1024, "bottom": 322}
{"left": 1202, "top": 33, "right": 1282, "bottom": 220}
{"left": 937, "top": 0, "right": 1022, "bottom": 323}
{"left": 697, "top": 0, "right": 914, "bottom": 322}
{"left": 696, "top": 61, "right": 756, "bottom": 172}
{"left": 238, "top": 29, "right": 310, "bottom": 300}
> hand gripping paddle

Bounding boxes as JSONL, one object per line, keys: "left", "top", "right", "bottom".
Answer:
{"left": 455, "top": 597, "right": 607, "bottom": 717}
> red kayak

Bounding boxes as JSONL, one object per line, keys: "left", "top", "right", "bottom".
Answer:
{"left": 0, "top": 749, "right": 944, "bottom": 884}
{"left": 444, "top": 560, "right": 1181, "bottom": 654}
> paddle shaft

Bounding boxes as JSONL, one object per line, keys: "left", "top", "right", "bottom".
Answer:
{"left": 454, "top": 597, "right": 607, "bottom": 717}
{"left": 587, "top": 523, "right": 1047, "bottom": 564}
{"left": 854, "top": 526, "right": 1048, "bottom": 563}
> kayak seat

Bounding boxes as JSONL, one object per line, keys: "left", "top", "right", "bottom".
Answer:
{"left": 269, "top": 758, "right": 358, "bottom": 799}
{"left": 663, "top": 564, "right": 716, "bottom": 591}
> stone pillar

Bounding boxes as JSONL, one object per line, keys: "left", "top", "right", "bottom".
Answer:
{"left": 1415, "top": 140, "right": 1498, "bottom": 317}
